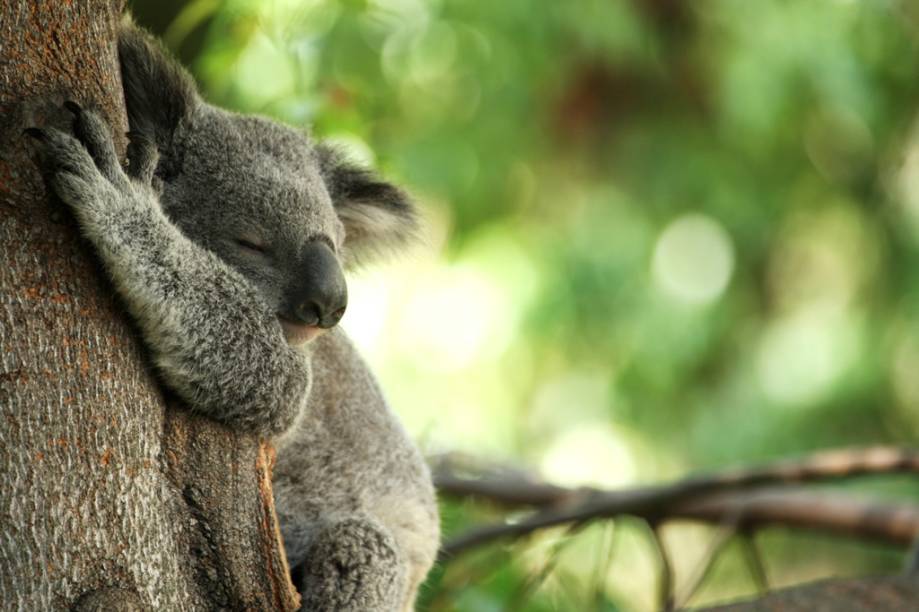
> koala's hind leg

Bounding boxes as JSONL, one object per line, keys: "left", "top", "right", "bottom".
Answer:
{"left": 292, "top": 516, "right": 407, "bottom": 612}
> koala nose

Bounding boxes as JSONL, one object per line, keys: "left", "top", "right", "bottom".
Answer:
{"left": 293, "top": 241, "right": 348, "bottom": 329}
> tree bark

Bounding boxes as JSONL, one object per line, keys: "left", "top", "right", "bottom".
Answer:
{"left": 702, "top": 574, "right": 919, "bottom": 612}
{"left": 0, "top": 2, "right": 298, "bottom": 609}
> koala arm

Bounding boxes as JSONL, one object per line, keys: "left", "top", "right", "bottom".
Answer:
{"left": 29, "top": 107, "right": 309, "bottom": 437}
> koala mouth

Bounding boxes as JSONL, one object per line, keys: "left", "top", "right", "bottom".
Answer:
{"left": 277, "top": 317, "right": 324, "bottom": 346}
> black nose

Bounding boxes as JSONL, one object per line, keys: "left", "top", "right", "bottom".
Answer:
{"left": 292, "top": 241, "right": 347, "bottom": 329}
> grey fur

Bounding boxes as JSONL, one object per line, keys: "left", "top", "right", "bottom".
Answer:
{"left": 30, "top": 20, "right": 438, "bottom": 612}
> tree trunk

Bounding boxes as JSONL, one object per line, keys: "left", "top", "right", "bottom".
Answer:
{"left": 0, "top": 2, "right": 298, "bottom": 609}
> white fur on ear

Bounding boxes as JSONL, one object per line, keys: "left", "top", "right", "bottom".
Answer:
{"left": 316, "top": 143, "right": 419, "bottom": 267}
{"left": 336, "top": 199, "right": 417, "bottom": 266}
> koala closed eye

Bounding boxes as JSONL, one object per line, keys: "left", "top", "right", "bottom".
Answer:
{"left": 235, "top": 237, "right": 269, "bottom": 256}
{"left": 313, "top": 234, "right": 338, "bottom": 255}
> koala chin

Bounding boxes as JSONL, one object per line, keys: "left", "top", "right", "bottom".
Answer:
{"left": 27, "top": 17, "right": 439, "bottom": 612}
{"left": 281, "top": 320, "right": 326, "bottom": 346}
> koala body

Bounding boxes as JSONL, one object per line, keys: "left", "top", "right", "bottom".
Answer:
{"left": 30, "top": 22, "right": 439, "bottom": 612}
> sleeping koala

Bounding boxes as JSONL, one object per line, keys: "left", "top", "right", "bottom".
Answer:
{"left": 27, "top": 21, "right": 439, "bottom": 612}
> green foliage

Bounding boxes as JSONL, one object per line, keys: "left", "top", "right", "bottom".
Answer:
{"left": 131, "top": 0, "right": 919, "bottom": 608}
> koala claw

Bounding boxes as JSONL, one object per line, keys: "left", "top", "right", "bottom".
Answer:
{"left": 63, "top": 100, "right": 83, "bottom": 115}
{"left": 68, "top": 106, "right": 126, "bottom": 188}
{"left": 126, "top": 130, "right": 159, "bottom": 186}
{"left": 23, "top": 127, "right": 46, "bottom": 141}
{"left": 26, "top": 125, "right": 96, "bottom": 183}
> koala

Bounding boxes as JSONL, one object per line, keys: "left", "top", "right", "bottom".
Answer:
{"left": 27, "top": 21, "right": 439, "bottom": 612}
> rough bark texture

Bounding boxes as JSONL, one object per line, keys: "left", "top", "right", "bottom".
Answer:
{"left": 0, "top": 2, "right": 298, "bottom": 609}
{"left": 701, "top": 574, "right": 919, "bottom": 611}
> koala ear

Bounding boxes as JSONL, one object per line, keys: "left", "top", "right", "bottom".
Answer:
{"left": 317, "top": 144, "right": 419, "bottom": 267}
{"left": 117, "top": 17, "right": 198, "bottom": 150}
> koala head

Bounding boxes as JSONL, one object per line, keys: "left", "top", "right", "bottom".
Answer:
{"left": 118, "top": 23, "right": 417, "bottom": 346}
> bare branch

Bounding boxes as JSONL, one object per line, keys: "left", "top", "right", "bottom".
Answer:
{"left": 588, "top": 523, "right": 617, "bottom": 605}
{"left": 435, "top": 447, "right": 919, "bottom": 559}
{"left": 435, "top": 446, "right": 919, "bottom": 510}
{"left": 507, "top": 523, "right": 583, "bottom": 610}
{"left": 677, "top": 489, "right": 919, "bottom": 546}
{"left": 676, "top": 522, "right": 738, "bottom": 609}
{"left": 646, "top": 522, "right": 675, "bottom": 612}
{"left": 737, "top": 532, "right": 769, "bottom": 595}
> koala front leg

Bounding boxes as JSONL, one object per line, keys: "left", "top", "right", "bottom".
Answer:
{"left": 27, "top": 105, "right": 309, "bottom": 437}
{"left": 290, "top": 516, "right": 408, "bottom": 612}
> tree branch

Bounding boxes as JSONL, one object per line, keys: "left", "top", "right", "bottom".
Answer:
{"left": 434, "top": 447, "right": 919, "bottom": 559}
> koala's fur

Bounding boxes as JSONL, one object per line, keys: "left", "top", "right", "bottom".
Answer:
{"left": 29, "top": 20, "right": 439, "bottom": 612}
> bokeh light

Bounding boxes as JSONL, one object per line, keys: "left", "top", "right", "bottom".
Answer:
{"left": 652, "top": 214, "right": 735, "bottom": 306}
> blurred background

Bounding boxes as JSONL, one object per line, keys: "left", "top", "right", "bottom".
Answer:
{"left": 131, "top": 1, "right": 919, "bottom": 609}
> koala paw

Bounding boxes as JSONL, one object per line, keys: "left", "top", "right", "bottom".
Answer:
{"left": 25, "top": 102, "right": 157, "bottom": 224}
{"left": 292, "top": 518, "right": 406, "bottom": 612}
